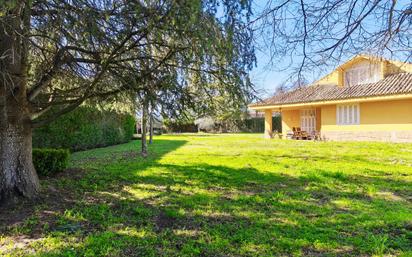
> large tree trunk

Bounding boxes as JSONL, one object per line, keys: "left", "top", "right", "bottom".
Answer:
{"left": 0, "top": 2, "right": 40, "bottom": 203}
{"left": 0, "top": 118, "right": 40, "bottom": 203}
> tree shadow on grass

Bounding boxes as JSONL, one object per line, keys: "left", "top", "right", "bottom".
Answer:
{"left": 0, "top": 163, "right": 318, "bottom": 256}
{"left": 0, "top": 139, "right": 187, "bottom": 252}
{"left": 1, "top": 138, "right": 412, "bottom": 256}
{"left": 16, "top": 164, "right": 412, "bottom": 255}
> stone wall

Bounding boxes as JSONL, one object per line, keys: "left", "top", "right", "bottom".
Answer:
{"left": 321, "top": 130, "right": 412, "bottom": 143}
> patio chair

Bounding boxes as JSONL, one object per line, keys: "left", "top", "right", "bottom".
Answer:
{"left": 300, "top": 129, "right": 309, "bottom": 140}
{"left": 292, "top": 127, "right": 302, "bottom": 139}
{"left": 311, "top": 131, "right": 321, "bottom": 140}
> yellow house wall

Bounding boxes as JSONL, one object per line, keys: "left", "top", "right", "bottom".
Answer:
{"left": 315, "top": 108, "right": 321, "bottom": 131}
{"left": 315, "top": 56, "right": 412, "bottom": 86}
{"left": 264, "top": 110, "right": 273, "bottom": 138}
{"left": 281, "top": 108, "right": 322, "bottom": 134}
{"left": 385, "top": 60, "right": 412, "bottom": 76}
{"left": 316, "top": 57, "right": 374, "bottom": 86}
{"left": 281, "top": 110, "right": 300, "bottom": 135}
{"left": 316, "top": 70, "right": 340, "bottom": 85}
{"left": 321, "top": 99, "right": 412, "bottom": 131}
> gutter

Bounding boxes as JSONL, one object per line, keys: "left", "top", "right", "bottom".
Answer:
{"left": 248, "top": 93, "right": 412, "bottom": 111}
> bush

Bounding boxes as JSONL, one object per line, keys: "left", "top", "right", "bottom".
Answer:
{"left": 33, "top": 106, "right": 136, "bottom": 151}
{"left": 243, "top": 116, "right": 282, "bottom": 133}
{"left": 32, "top": 148, "right": 70, "bottom": 176}
{"left": 163, "top": 119, "right": 198, "bottom": 133}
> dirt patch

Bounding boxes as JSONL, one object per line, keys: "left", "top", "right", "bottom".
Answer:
{"left": 0, "top": 167, "right": 93, "bottom": 257}
{"left": 0, "top": 199, "right": 37, "bottom": 230}
{"left": 302, "top": 246, "right": 358, "bottom": 257}
{"left": 53, "top": 167, "right": 87, "bottom": 179}
{"left": 155, "top": 210, "right": 177, "bottom": 231}
{"left": 120, "top": 151, "right": 139, "bottom": 160}
{"left": 309, "top": 191, "right": 331, "bottom": 204}
{"left": 301, "top": 247, "right": 325, "bottom": 257}
{"left": 0, "top": 168, "right": 86, "bottom": 237}
{"left": 0, "top": 235, "right": 42, "bottom": 255}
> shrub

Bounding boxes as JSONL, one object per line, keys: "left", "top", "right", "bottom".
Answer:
{"left": 33, "top": 106, "right": 136, "bottom": 151}
{"left": 163, "top": 119, "right": 198, "bottom": 133}
{"left": 32, "top": 148, "right": 70, "bottom": 176}
{"left": 243, "top": 116, "right": 282, "bottom": 133}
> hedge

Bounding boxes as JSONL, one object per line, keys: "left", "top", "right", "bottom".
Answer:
{"left": 163, "top": 116, "right": 283, "bottom": 134}
{"left": 163, "top": 119, "right": 198, "bottom": 133}
{"left": 244, "top": 116, "right": 282, "bottom": 133}
{"left": 33, "top": 148, "right": 70, "bottom": 176}
{"left": 33, "top": 106, "right": 136, "bottom": 151}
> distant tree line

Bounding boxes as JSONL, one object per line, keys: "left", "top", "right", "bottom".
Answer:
{"left": 164, "top": 115, "right": 281, "bottom": 133}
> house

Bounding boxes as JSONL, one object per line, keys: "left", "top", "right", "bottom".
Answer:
{"left": 249, "top": 55, "right": 412, "bottom": 142}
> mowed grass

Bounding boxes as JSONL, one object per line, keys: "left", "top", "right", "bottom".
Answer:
{"left": 1, "top": 134, "right": 412, "bottom": 256}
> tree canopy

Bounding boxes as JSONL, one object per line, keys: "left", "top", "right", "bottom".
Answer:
{"left": 0, "top": 0, "right": 255, "bottom": 202}
{"left": 24, "top": 0, "right": 255, "bottom": 126}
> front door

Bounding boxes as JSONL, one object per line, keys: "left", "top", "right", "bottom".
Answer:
{"left": 300, "top": 109, "right": 316, "bottom": 133}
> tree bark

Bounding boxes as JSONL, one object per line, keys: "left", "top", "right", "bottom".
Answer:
{"left": 0, "top": 2, "right": 40, "bottom": 203}
{"left": 141, "top": 102, "right": 148, "bottom": 157}
{"left": 0, "top": 119, "right": 40, "bottom": 203}
{"left": 149, "top": 105, "right": 154, "bottom": 145}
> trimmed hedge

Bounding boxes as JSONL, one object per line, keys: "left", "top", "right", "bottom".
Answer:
{"left": 33, "top": 148, "right": 70, "bottom": 176}
{"left": 244, "top": 116, "right": 282, "bottom": 133}
{"left": 33, "top": 106, "right": 136, "bottom": 151}
{"left": 163, "top": 119, "right": 198, "bottom": 133}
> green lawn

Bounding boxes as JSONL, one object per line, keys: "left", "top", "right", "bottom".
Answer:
{"left": 1, "top": 134, "right": 412, "bottom": 256}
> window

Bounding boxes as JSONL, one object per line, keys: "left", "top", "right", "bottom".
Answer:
{"left": 344, "top": 62, "right": 380, "bottom": 86}
{"left": 336, "top": 104, "right": 360, "bottom": 125}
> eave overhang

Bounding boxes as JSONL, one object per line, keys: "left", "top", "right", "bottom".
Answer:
{"left": 249, "top": 93, "right": 412, "bottom": 111}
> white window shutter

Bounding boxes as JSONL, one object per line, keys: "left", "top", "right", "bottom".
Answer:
{"left": 336, "top": 104, "right": 360, "bottom": 125}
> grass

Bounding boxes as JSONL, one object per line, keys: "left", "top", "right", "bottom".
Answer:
{"left": 1, "top": 133, "right": 412, "bottom": 256}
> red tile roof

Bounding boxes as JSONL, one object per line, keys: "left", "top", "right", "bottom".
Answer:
{"left": 250, "top": 73, "right": 412, "bottom": 107}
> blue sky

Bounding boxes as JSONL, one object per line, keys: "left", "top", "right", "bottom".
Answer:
{"left": 248, "top": 0, "right": 316, "bottom": 97}
{"left": 249, "top": 46, "right": 294, "bottom": 96}
{"left": 248, "top": 0, "right": 306, "bottom": 97}
{"left": 248, "top": 0, "right": 412, "bottom": 98}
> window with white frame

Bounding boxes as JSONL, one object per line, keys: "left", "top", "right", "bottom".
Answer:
{"left": 344, "top": 62, "right": 380, "bottom": 86}
{"left": 336, "top": 104, "right": 360, "bottom": 125}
